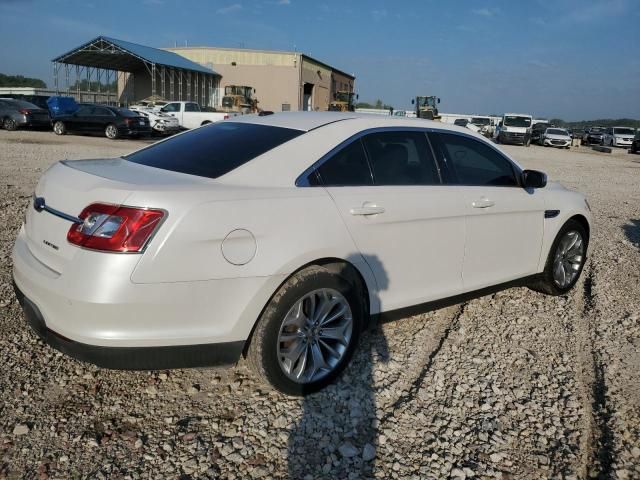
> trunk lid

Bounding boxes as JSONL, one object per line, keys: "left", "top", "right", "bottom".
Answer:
{"left": 24, "top": 158, "right": 209, "bottom": 274}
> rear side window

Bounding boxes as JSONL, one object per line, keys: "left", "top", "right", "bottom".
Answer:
{"left": 125, "top": 122, "right": 303, "bottom": 179}
{"left": 317, "top": 139, "right": 373, "bottom": 186}
{"left": 436, "top": 132, "right": 518, "bottom": 187}
{"left": 362, "top": 131, "right": 439, "bottom": 185}
{"left": 185, "top": 103, "right": 200, "bottom": 112}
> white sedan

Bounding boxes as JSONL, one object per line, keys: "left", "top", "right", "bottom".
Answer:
{"left": 12, "top": 112, "right": 591, "bottom": 395}
{"left": 540, "top": 127, "right": 572, "bottom": 148}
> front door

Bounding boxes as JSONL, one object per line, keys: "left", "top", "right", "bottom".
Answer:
{"left": 317, "top": 130, "right": 466, "bottom": 312}
{"left": 431, "top": 131, "right": 545, "bottom": 291}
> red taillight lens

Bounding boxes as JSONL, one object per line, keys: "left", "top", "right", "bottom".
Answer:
{"left": 19, "top": 108, "right": 30, "bottom": 115}
{"left": 224, "top": 115, "right": 229, "bottom": 120}
{"left": 67, "top": 203, "right": 165, "bottom": 252}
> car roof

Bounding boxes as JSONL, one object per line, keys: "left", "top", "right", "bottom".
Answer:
{"left": 228, "top": 111, "right": 459, "bottom": 132}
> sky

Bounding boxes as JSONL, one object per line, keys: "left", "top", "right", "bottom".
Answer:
{"left": 0, "top": 0, "right": 638, "bottom": 120}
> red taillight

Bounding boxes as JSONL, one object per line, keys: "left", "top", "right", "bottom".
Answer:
{"left": 67, "top": 203, "right": 165, "bottom": 253}
{"left": 224, "top": 115, "right": 229, "bottom": 120}
{"left": 19, "top": 109, "right": 30, "bottom": 115}
{"left": 125, "top": 118, "right": 133, "bottom": 125}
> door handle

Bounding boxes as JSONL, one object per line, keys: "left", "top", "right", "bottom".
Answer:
{"left": 472, "top": 198, "right": 495, "bottom": 209}
{"left": 350, "top": 203, "right": 385, "bottom": 216}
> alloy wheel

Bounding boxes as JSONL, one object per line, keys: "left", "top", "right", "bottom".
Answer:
{"left": 552, "top": 230, "right": 584, "bottom": 288}
{"left": 105, "top": 125, "right": 118, "bottom": 139}
{"left": 277, "top": 288, "right": 353, "bottom": 384}
{"left": 53, "top": 122, "right": 64, "bottom": 135}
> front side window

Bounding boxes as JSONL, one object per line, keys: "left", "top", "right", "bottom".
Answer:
{"left": 362, "top": 131, "right": 439, "bottom": 185}
{"left": 317, "top": 139, "right": 373, "bottom": 186}
{"left": 125, "top": 122, "right": 303, "bottom": 179}
{"left": 435, "top": 132, "right": 518, "bottom": 187}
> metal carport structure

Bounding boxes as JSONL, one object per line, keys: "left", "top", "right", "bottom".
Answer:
{"left": 52, "top": 36, "right": 221, "bottom": 106}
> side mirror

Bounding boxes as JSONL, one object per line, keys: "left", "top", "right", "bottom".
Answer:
{"left": 437, "top": 98, "right": 441, "bottom": 104}
{"left": 411, "top": 99, "right": 415, "bottom": 105}
{"left": 522, "top": 169, "right": 547, "bottom": 189}
{"left": 356, "top": 94, "right": 359, "bottom": 100}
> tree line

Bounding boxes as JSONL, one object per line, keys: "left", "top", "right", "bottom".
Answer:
{"left": 0, "top": 73, "right": 47, "bottom": 88}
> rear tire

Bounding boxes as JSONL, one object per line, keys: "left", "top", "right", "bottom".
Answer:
{"left": 52, "top": 121, "right": 66, "bottom": 135}
{"left": 105, "top": 124, "right": 119, "bottom": 139}
{"left": 3, "top": 117, "right": 18, "bottom": 131}
{"left": 246, "top": 265, "right": 363, "bottom": 396}
{"left": 529, "top": 219, "right": 588, "bottom": 296}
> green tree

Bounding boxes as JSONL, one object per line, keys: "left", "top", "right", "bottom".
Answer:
{"left": 0, "top": 73, "right": 47, "bottom": 88}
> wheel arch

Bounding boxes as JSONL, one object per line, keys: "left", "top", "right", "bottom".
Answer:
{"left": 241, "top": 256, "right": 375, "bottom": 357}
{"left": 568, "top": 213, "right": 590, "bottom": 241}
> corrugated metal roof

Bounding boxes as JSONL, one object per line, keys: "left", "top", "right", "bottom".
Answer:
{"left": 53, "top": 36, "right": 218, "bottom": 75}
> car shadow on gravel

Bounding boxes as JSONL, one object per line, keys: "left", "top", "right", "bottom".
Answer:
{"left": 287, "top": 254, "right": 389, "bottom": 479}
{"left": 622, "top": 219, "right": 640, "bottom": 249}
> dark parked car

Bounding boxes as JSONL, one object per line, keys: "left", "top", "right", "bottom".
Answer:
{"left": 52, "top": 105, "right": 151, "bottom": 139}
{"left": 453, "top": 118, "right": 469, "bottom": 127}
{"left": 581, "top": 127, "right": 605, "bottom": 145}
{"left": 531, "top": 122, "right": 551, "bottom": 144}
{"left": 630, "top": 131, "right": 640, "bottom": 154}
{"left": 0, "top": 98, "right": 51, "bottom": 131}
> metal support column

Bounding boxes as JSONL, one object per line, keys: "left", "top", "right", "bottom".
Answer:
{"left": 151, "top": 63, "right": 157, "bottom": 98}
{"left": 161, "top": 66, "right": 166, "bottom": 100}
{"left": 178, "top": 70, "right": 183, "bottom": 101}
{"left": 169, "top": 68, "right": 175, "bottom": 100}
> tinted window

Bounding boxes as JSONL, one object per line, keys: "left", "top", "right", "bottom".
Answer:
{"left": 116, "top": 108, "right": 139, "bottom": 117}
{"left": 93, "top": 107, "right": 113, "bottom": 116}
{"left": 185, "top": 103, "right": 200, "bottom": 112}
{"left": 437, "top": 133, "right": 518, "bottom": 186}
{"left": 125, "top": 122, "right": 302, "bottom": 179}
{"left": 362, "top": 131, "right": 439, "bottom": 185}
{"left": 317, "top": 139, "right": 372, "bottom": 186}
{"left": 75, "top": 106, "right": 93, "bottom": 116}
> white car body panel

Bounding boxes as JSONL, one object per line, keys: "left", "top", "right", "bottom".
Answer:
{"left": 12, "top": 112, "right": 592, "bottom": 357}
{"left": 160, "top": 101, "right": 229, "bottom": 129}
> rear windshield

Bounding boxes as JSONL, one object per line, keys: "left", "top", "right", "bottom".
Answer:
{"left": 6, "top": 100, "right": 40, "bottom": 109}
{"left": 125, "top": 122, "right": 303, "bottom": 179}
{"left": 117, "top": 108, "right": 140, "bottom": 117}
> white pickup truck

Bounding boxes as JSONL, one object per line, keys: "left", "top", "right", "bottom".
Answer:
{"left": 159, "top": 101, "right": 229, "bottom": 129}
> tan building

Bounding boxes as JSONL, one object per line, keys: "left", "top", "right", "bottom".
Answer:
{"left": 165, "top": 46, "right": 355, "bottom": 112}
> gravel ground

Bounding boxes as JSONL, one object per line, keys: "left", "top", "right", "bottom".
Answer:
{"left": 0, "top": 130, "right": 639, "bottom": 479}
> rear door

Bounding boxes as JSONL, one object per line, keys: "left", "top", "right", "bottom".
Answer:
{"left": 315, "top": 129, "right": 466, "bottom": 312}
{"left": 431, "top": 131, "right": 544, "bottom": 291}
{"left": 91, "top": 106, "right": 115, "bottom": 133}
{"left": 69, "top": 106, "right": 94, "bottom": 132}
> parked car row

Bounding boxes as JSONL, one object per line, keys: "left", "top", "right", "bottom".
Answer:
{"left": 0, "top": 96, "right": 231, "bottom": 140}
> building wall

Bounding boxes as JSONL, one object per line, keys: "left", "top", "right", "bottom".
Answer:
{"left": 166, "top": 47, "right": 355, "bottom": 112}
{"left": 330, "top": 70, "right": 355, "bottom": 100}
{"left": 300, "top": 57, "right": 332, "bottom": 111}
{"left": 167, "top": 47, "right": 301, "bottom": 112}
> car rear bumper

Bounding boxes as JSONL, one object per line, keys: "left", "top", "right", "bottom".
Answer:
{"left": 13, "top": 281, "right": 244, "bottom": 370}
{"left": 12, "top": 227, "right": 284, "bottom": 369}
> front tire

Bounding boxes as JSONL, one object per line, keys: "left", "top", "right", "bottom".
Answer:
{"left": 529, "top": 219, "right": 588, "bottom": 296}
{"left": 246, "top": 265, "right": 363, "bottom": 396}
